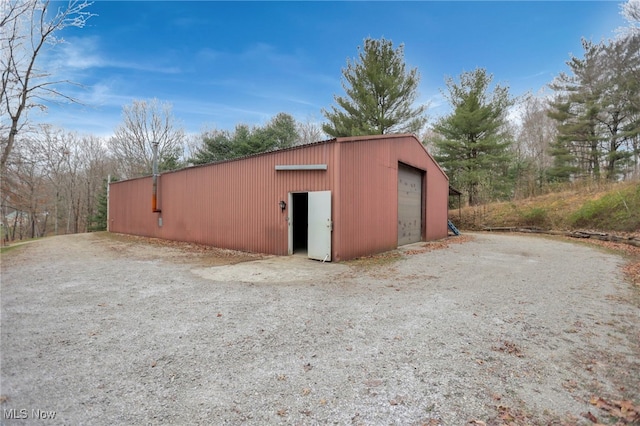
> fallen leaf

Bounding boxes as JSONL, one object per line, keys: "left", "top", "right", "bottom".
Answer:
{"left": 390, "top": 395, "right": 404, "bottom": 406}
{"left": 562, "top": 379, "right": 578, "bottom": 392}
{"left": 588, "top": 396, "right": 640, "bottom": 423}
{"left": 590, "top": 396, "right": 613, "bottom": 410}
{"left": 151, "top": 360, "right": 157, "bottom": 368}
{"left": 582, "top": 411, "right": 598, "bottom": 423}
{"left": 276, "top": 408, "right": 287, "bottom": 416}
{"left": 303, "top": 363, "right": 312, "bottom": 372}
{"left": 493, "top": 340, "right": 524, "bottom": 357}
{"left": 302, "top": 388, "right": 311, "bottom": 396}
{"left": 615, "top": 399, "right": 636, "bottom": 413}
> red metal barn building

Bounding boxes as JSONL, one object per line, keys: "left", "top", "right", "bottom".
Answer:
{"left": 108, "top": 134, "right": 450, "bottom": 262}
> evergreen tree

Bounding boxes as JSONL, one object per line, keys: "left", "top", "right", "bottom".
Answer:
{"left": 322, "top": 37, "right": 427, "bottom": 137}
{"left": 235, "top": 113, "right": 298, "bottom": 157}
{"left": 190, "top": 130, "right": 235, "bottom": 164}
{"left": 548, "top": 40, "right": 604, "bottom": 180}
{"left": 191, "top": 113, "right": 299, "bottom": 165}
{"left": 432, "top": 68, "right": 514, "bottom": 205}
{"left": 88, "top": 176, "right": 117, "bottom": 232}
{"left": 548, "top": 35, "right": 640, "bottom": 181}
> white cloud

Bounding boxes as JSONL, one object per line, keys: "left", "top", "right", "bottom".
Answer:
{"left": 47, "top": 36, "right": 181, "bottom": 75}
{"left": 54, "top": 36, "right": 105, "bottom": 69}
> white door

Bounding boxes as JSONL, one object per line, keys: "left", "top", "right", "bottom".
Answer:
{"left": 287, "top": 192, "right": 293, "bottom": 255}
{"left": 307, "top": 191, "right": 332, "bottom": 261}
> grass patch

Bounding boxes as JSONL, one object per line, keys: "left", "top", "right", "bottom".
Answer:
{"left": 569, "top": 184, "right": 640, "bottom": 232}
{"left": 0, "top": 244, "right": 24, "bottom": 255}
{"left": 0, "top": 237, "right": 43, "bottom": 255}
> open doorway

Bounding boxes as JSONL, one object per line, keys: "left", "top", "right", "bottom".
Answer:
{"left": 288, "top": 191, "right": 332, "bottom": 261}
{"left": 291, "top": 192, "right": 308, "bottom": 254}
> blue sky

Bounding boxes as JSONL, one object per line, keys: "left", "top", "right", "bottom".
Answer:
{"left": 43, "top": 1, "right": 627, "bottom": 137}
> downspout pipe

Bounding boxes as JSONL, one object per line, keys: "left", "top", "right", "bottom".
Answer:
{"left": 152, "top": 141, "right": 161, "bottom": 213}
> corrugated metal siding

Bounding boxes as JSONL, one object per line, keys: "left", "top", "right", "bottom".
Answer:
{"left": 333, "top": 138, "right": 397, "bottom": 260}
{"left": 109, "top": 143, "right": 337, "bottom": 256}
{"left": 109, "top": 176, "right": 157, "bottom": 237}
{"left": 332, "top": 134, "right": 449, "bottom": 260}
{"left": 108, "top": 134, "right": 448, "bottom": 262}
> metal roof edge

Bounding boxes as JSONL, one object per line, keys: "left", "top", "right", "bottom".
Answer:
{"left": 110, "top": 133, "right": 449, "bottom": 183}
{"left": 111, "top": 138, "right": 340, "bottom": 184}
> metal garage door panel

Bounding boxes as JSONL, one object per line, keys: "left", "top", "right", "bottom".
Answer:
{"left": 398, "top": 165, "right": 422, "bottom": 246}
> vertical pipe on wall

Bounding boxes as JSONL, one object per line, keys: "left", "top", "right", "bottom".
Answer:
{"left": 152, "top": 141, "right": 161, "bottom": 213}
{"left": 106, "top": 174, "right": 110, "bottom": 232}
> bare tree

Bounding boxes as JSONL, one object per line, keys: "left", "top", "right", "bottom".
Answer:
{"left": 41, "top": 128, "right": 112, "bottom": 233}
{"left": 1, "top": 134, "right": 49, "bottom": 239}
{"left": 515, "top": 92, "right": 556, "bottom": 195}
{"left": 618, "top": 0, "right": 640, "bottom": 36}
{"left": 1, "top": 0, "right": 94, "bottom": 172}
{"left": 1, "top": 124, "right": 114, "bottom": 241}
{"left": 109, "top": 99, "right": 185, "bottom": 178}
{"left": 83, "top": 135, "right": 110, "bottom": 219}
{"left": 295, "top": 116, "right": 326, "bottom": 145}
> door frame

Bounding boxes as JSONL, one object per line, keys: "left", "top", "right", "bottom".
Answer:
{"left": 287, "top": 191, "right": 332, "bottom": 261}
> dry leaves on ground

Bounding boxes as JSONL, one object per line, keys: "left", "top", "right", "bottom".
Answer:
{"left": 586, "top": 396, "right": 640, "bottom": 424}
{"left": 490, "top": 404, "right": 532, "bottom": 425}
{"left": 101, "top": 232, "right": 263, "bottom": 265}
{"left": 492, "top": 340, "right": 524, "bottom": 358}
{"left": 403, "top": 235, "right": 474, "bottom": 255}
{"left": 347, "top": 235, "right": 474, "bottom": 268}
{"left": 572, "top": 237, "right": 640, "bottom": 287}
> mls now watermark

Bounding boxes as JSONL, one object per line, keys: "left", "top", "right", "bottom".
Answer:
{"left": 3, "top": 408, "right": 57, "bottom": 420}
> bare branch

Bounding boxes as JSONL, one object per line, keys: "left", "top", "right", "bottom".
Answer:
{"left": 1, "top": 0, "right": 95, "bottom": 172}
{"left": 109, "top": 99, "right": 186, "bottom": 179}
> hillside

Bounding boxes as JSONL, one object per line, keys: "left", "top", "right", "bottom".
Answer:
{"left": 453, "top": 180, "right": 640, "bottom": 235}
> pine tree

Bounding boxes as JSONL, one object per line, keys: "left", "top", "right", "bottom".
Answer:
{"left": 191, "top": 113, "right": 299, "bottom": 165}
{"left": 88, "top": 177, "right": 117, "bottom": 232}
{"left": 548, "top": 36, "right": 640, "bottom": 181}
{"left": 432, "top": 68, "right": 514, "bottom": 205}
{"left": 322, "top": 37, "right": 427, "bottom": 137}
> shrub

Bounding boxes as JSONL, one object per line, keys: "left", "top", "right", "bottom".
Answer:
{"left": 520, "top": 207, "right": 549, "bottom": 228}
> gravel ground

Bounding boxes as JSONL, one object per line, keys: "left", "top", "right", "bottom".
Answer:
{"left": 1, "top": 232, "right": 639, "bottom": 425}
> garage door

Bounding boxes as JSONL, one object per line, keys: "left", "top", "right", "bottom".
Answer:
{"left": 398, "top": 164, "right": 423, "bottom": 246}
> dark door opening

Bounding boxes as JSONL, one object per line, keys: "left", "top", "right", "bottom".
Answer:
{"left": 292, "top": 192, "right": 308, "bottom": 253}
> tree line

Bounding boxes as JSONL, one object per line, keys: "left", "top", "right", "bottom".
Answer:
{"left": 2, "top": 0, "right": 639, "bottom": 241}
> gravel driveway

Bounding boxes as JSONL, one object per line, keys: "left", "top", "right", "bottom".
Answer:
{"left": 1, "top": 232, "right": 638, "bottom": 425}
